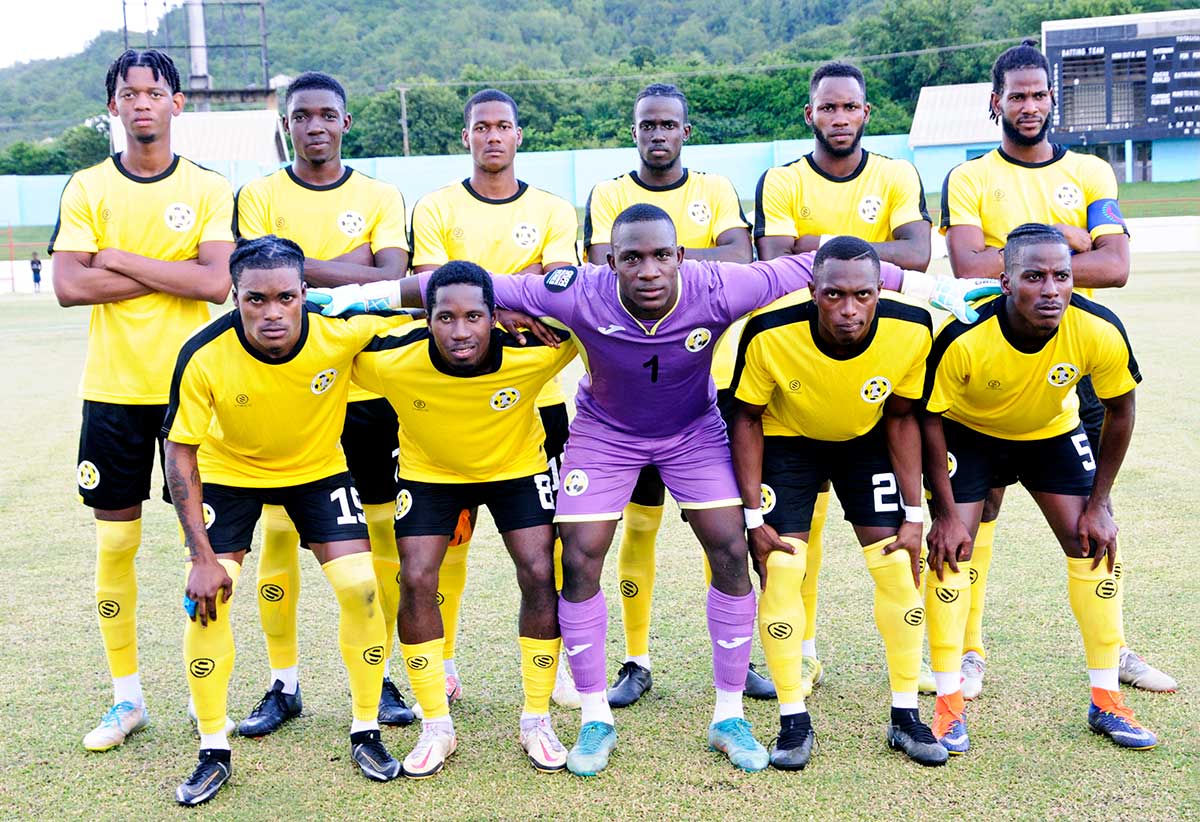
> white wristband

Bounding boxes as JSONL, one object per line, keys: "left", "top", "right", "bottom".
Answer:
{"left": 744, "top": 507, "right": 765, "bottom": 529}
{"left": 903, "top": 504, "right": 924, "bottom": 524}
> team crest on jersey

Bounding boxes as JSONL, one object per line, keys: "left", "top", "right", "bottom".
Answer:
{"left": 490, "top": 387, "right": 521, "bottom": 411}
{"left": 947, "top": 451, "right": 958, "bottom": 478}
{"left": 563, "top": 469, "right": 589, "bottom": 496}
{"left": 760, "top": 484, "right": 776, "bottom": 515}
{"left": 77, "top": 460, "right": 100, "bottom": 490}
{"left": 1055, "top": 183, "right": 1083, "bottom": 209}
{"left": 337, "top": 210, "right": 366, "bottom": 237}
{"left": 395, "top": 489, "right": 412, "bottom": 520}
{"left": 164, "top": 202, "right": 196, "bottom": 232}
{"left": 858, "top": 195, "right": 883, "bottom": 224}
{"left": 1046, "top": 362, "right": 1079, "bottom": 387}
{"left": 687, "top": 200, "right": 712, "bottom": 225}
{"left": 544, "top": 266, "right": 577, "bottom": 292}
{"left": 860, "top": 376, "right": 892, "bottom": 404}
{"left": 685, "top": 327, "right": 712, "bottom": 352}
{"left": 513, "top": 222, "right": 540, "bottom": 249}
{"left": 311, "top": 368, "right": 339, "bottom": 394}
{"left": 202, "top": 503, "right": 216, "bottom": 529}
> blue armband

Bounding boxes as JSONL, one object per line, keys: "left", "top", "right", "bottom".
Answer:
{"left": 1086, "top": 198, "right": 1126, "bottom": 232}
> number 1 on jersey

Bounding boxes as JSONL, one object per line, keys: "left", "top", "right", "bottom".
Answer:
{"left": 643, "top": 355, "right": 660, "bottom": 383}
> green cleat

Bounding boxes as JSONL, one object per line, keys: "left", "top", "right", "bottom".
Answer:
{"left": 708, "top": 717, "right": 769, "bottom": 772}
{"left": 567, "top": 721, "right": 617, "bottom": 776}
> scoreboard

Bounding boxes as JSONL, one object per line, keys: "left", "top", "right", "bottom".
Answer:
{"left": 1043, "top": 10, "right": 1200, "bottom": 145}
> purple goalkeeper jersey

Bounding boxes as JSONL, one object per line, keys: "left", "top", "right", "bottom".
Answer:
{"left": 486, "top": 255, "right": 904, "bottom": 438}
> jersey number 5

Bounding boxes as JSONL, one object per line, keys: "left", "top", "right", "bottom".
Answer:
{"left": 1071, "top": 433, "right": 1096, "bottom": 472}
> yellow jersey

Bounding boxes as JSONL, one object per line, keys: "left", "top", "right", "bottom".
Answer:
{"left": 50, "top": 154, "right": 234, "bottom": 404}
{"left": 925, "top": 294, "right": 1140, "bottom": 440}
{"left": 734, "top": 292, "right": 932, "bottom": 441}
{"left": 164, "top": 307, "right": 411, "bottom": 487}
{"left": 351, "top": 325, "right": 578, "bottom": 483}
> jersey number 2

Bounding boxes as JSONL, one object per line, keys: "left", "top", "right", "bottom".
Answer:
{"left": 871, "top": 473, "right": 900, "bottom": 513}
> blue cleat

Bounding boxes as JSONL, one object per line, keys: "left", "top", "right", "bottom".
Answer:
{"left": 1089, "top": 691, "right": 1157, "bottom": 750}
{"left": 708, "top": 717, "right": 769, "bottom": 772}
{"left": 567, "top": 721, "right": 617, "bottom": 776}
{"left": 932, "top": 693, "right": 969, "bottom": 755}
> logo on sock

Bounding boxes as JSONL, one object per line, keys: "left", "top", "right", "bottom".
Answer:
{"left": 532, "top": 654, "right": 555, "bottom": 669}
{"left": 620, "top": 579, "right": 639, "bottom": 598}
{"left": 407, "top": 656, "right": 429, "bottom": 670}
{"left": 1095, "top": 579, "right": 1117, "bottom": 599}
{"left": 716, "top": 636, "right": 752, "bottom": 649}
{"left": 259, "top": 583, "right": 285, "bottom": 602}
{"left": 363, "top": 645, "right": 384, "bottom": 665}
{"left": 766, "top": 622, "right": 792, "bottom": 640}
{"left": 97, "top": 600, "right": 120, "bottom": 618}
{"left": 935, "top": 587, "right": 960, "bottom": 603}
{"left": 969, "top": 567, "right": 979, "bottom": 584}
{"left": 565, "top": 643, "right": 593, "bottom": 657}
{"left": 1112, "top": 562, "right": 1123, "bottom": 580}
{"left": 435, "top": 591, "right": 445, "bottom": 606}
{"left": 189, "top": 658, "right": 215, "bottom": 678}
{"left": 903, "top": 607, "right": 925, "bottom": 626}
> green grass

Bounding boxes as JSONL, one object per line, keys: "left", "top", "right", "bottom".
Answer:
{"left": 0, "top": 254, "right": 1198, "bottom": 818}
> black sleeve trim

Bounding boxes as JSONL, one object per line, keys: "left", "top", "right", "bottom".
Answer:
{"left": 923, "top": 298, "right": 1000, "bottom": 401}
{"left": 360, "top": 324, "right": 431, "bottom": 352}
{"left": 729, "top": 302, "right": 813, "bottom": 394}
{"left": 752, "top": 169, "right": 771, "bottom": 239}
{"left": 47, "top": 171, "right": 80, "bottom": 255}
{"left": 938, "top": 167, "right": 954, "bottom": 232}
{"left": 161, "top": 312, "right": 237, "bottom": 436}
{"left": 876, "top": 299, "right": 933, "bottom": 332}
{"left": 582, "top": 187, "right": 596, "bottom": 250}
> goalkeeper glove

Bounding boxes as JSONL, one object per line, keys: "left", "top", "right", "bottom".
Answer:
{"left": 900, "top": 271, "right": 1000, "bottom": 324}
{"left": 308, "top": 280, "right": 403, "bottom": 316}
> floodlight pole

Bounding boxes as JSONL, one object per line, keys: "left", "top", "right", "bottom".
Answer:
{"left": 399, "top": 86, "right": 411, "bottom": 157}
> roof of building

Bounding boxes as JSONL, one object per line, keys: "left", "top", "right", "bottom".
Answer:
{"left": 908, "top": 82, "right": 1000, "bottom": 149}
{"left": 110, "top": 108, "right": 288, "bottom": 166}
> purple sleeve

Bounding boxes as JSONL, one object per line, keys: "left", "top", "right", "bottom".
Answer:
{"left": 880, "top": 261, "right": 904, "bottom": 291}
{"left": 416, "top": 268, "right": 579, "bottom": 324}
{"left": 716, "top": 254, "right": 817, "bottom": 320}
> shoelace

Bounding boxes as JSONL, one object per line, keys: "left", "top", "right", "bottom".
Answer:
{"left": 722, "top": 719, "right": 759, "bottom": 750}
{"left": 101, "top": 701, "right": 136, "bottom": 727}
{"left": 249, "top": 688, "right": 288, "bottom": 717}
{"left": 898, "top": 718, "right": 938, "bottom": 744}
{"left": 963, "top": 657, "right": 985, "bottom": 677}
{"left": 381, "top": 679, "right": 405, "bottom": 704}
{"left": 1095, "top": 693, "right": 1137, "bottom": 722}
{"left": 532, "top": 719, "right": 565, "bottom": 752}
{"left": 577, "top": 722, "right": 612, "bottom": 751}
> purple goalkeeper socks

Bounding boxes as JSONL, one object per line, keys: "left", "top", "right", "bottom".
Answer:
{"left": 558, "top": 591, "right": 608, "bottom": 694}
{"left": 707, "top": 586, "right": 756, "bottom": 692}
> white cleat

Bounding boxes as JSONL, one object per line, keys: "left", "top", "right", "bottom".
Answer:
{"left": 552, "top": 657, "right": 582, "bottom": 709}
{"left": 83, "top": 701, "right": 149, "bottom": 752}
{"left": 1119, "top": 647, "right": 1177, "bottom": 692}
{"left": 961, "top": 651, "right": 985, "bottom": 700}
{"left": 520, "top": 715, "right": 568, "bottom": 772}
{"left": 402, "top": 723, "right": 457, "bottom": 779}
{"left": 187, "top": 700, "right": 236, "bottom": 735}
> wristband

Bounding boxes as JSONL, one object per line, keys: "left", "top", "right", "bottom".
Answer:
{"left": 903, "top": 504, "right": 924, "bottom": 524}
{"left": 744, "top": 507, "right": 765, "bottom": 529}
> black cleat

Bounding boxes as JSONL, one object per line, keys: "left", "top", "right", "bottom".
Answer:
{"left": 175, "top": 748, "right": 231, "bottom": 806}
{"left": 745, "top": 661, "right": 777, "bottom": 700}
{"left": 238, "top": 680, "right": 302, "bottom": 738}
{"left": 607, "top": 661, "right": 652, "bottom": 708}
{"left": 351, "top": 729, "right": 402, "bottom": 781}
{"left": 770, "top": 711, "right": 816, "bottom": 770}
{"left": 887, "top": 707, "right": 949, "bottom": 766}
{"left": 378, "top": 678, "right": 415, "bottom": 726}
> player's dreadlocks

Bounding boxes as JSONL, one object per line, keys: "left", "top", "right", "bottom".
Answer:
{"left": 813, "top": 235, "right": 880, "bottom": 281}
{"left": 426, "top": 260, "right": 495, "bottom": 315}
{"left": 230, "top": 235, "right": 306, "bottom": 287}
{"left": 1002, "top": 222, "right": 1067, "bottom": 269}
{"left": 464, "top": 89, "right": 519, "bottom": 127}
{"left": 989, "top": 39, "right": 1050, "bottom": 122}
{"left": 286, "top": 71, "right": 347, "bottom": 108}
{"left": 810, "top": 61, "right": 866, "bottom": 97}
{"left": 634, "top": 83, "right": 689, "bottom": 121}
{"left": 105, "top": 49, "right": 181, "bottom": 103}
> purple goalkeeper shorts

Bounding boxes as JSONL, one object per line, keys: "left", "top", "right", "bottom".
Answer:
{"left": 554, "top": 409, "right": 743, "bottom": 521}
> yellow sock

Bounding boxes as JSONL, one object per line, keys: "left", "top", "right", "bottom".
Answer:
{"left": 1067, "top": 557, "right": 1122, "bottom": 670}
{"left": 758, "top": 538, "right": 808, "bottom": 705}
{"left": 802, "top": 490, "right": 830, "bottom": 645}
{"left": 863, "top": 537, "right": 923, "bottom": 693}
{"left": 552, "top": 536, "right": 564, "bottom": 593}
{"left": 617, "top": 502, "right": 662, "bottom": 659}
{"left": 257, "top": 505, "right": 301, "bottom": 670}
{"left": 519, "top": 636, "right": 561, "bottom": 714}
{"left": 184, "top": 559, "right": 241, "bottom": 735}
{"left": 364, "top": 502, "right": 401, "bottom": 661}
{"left": 1113, "top": 548, "right": 1127, "bottom": 648}
{"left": 402, "top": 638, "right": 448, "bottom": 720}
{"left": 926, "top": 563, "right": 972, "bottom": 675}
{"left": 439, "top": 540, "right": 469, "bottom": 663}
{"left": 323, "top": 552, "right": 386, "bottom": 722}
{"left": 95, "top": 519, "right": 141, "bottom": 679}
{"left": 963, "top": 518, "right": 995, "bottom": 657}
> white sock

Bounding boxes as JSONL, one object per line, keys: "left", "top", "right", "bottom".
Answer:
{"left": 199, "top": 731, "right": 229, "bottom": 751}
{"left": 444, "top": 658, "right": 459, "bottom": 678}
{"left": 892, "top": 691, "right": 919, "bottom": 709}
{"left": 712, "top": 688, "right": 744, "bottom": 723}
{"left": 271, "top": 666, "right": 299, "bottom": 695}
{"left": 624, "top": 654, "right": 651, "bottom": 670}
{"left": 801, "top": 640, "right": 817, "bottom": 658}
{"left": 779, "top": 700, "right": 806, "bottom": 716}
{"left": 424, "top": 716, "right": 454, "bottom": 734}
{"left": 350, "top": 717, "right": 379, "bottom": 734}
{"left": 1088, "top": 668, "right": 1120, "bottom": 691}
{"left": 383, "top": 659, "right": 391, "bottom": 680}
{"left": 520, "top": 711, "right": 547, "bottom": 724}
{"left": 934, "top": 671, "right": 961, "bottom": 697}
{"left": 113, "top": 672, "right": 143, "bottom": 705}
{"left": 580, "top": 691, "right": 615, "bottom": 726}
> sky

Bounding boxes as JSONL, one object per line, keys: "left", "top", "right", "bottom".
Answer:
{"left": 0, "top": 1, "right": 176, "bottom": 70}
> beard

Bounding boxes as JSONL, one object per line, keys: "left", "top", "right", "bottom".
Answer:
{"left": 813, "top": 123, "right": 864, "bottom": 158}
{"left": 1001, "top": 113, "right": 1051, "bottom": 146}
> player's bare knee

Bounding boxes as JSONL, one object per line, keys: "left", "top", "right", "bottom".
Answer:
{"left": 982, "top": 488, "right": 1005, "bottom": 521}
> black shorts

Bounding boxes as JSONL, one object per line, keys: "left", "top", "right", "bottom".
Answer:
{"left": 394, "top": 473, "right": 556, "bottom": 538}
{"left": 1075, "top": 375, "right": 1105, "bottom": 454}
{"left": 201, "top": 472, "right": 369, "bottom": 554}
{"left": 940, "top": 419, "right": 1096, "bottom": 504}
{"left": 539, "top": 402, "right": 570, "bottom": 486}
{"left": 341, "top": 397, "right": 400, "bottom": 505}
{"left": 77, "top": 401, "right": 168, "bottom": 510}
{"left": 761, "top": 424, "right": 903, "bottom": 533}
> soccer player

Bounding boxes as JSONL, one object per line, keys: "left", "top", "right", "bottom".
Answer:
{"left": 409, "top": 88, "right": 580, "bottom": 707}
{"left": 730, "top": 237, "right": 948, "bottom": 769}
{"left": 940, "top": 39, "right": 1174, "bottom": 698}
{"left": 165, "top": 237, "right": 412, "bottom": 805}
{"left": 350, "top": 261, "right": 578, "bottom": 777}
{"left": 50, "top": 49, "right": 234, "bottom": 751}
{"left": 754, "top": 61, "right": 934, "bottom": 696}
{"left": 583, "top": 82, "right": 771, "bottom": 706}
{"left": 922, "top": 223, "right": 1158, "bottom": 753}
{"left": 235, "top": 71, "right": 415, "bottom": 734}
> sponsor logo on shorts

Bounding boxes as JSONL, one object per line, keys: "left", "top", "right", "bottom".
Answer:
{"left": 1055, "top": 183, "right": 1082, "bottom": 208}
{"left": 620, "top": 580, "right": 639, "bottom": 598}
{"left": 563, "top": 469, "right": 589, "bottom": 496}
{"left": 513, "top": 222, "right": 540, "bottom": 249}
{"left": 766, "top": 622, "right": 792, "bottom": 640}
{"left": 947, "top": 452, "right": 958, "bottom": 478}
{"left": 363, "top": 645, "right": 385, "bottom": 665}
{"left": 260, "top": 583, "right": 285, "bottom": 602}
{"left": 97, "top": 600, "right": 120, "bottom": 619}
{"left": 407, "top": 656, "right": 428, "bottom": 670}
{"left": 77, "top": 460, "right": 100, "bottom": 490}
{"left": 1047, "top": 363, "right": 1079, "bottom": 387}
{"left": 337, "top": 210, "right": 366, "bottom": 237}
{"left": 544, "top": 266, "right": 577, "bottom": 292}
{"left": 1095, "top": 579, "right": 1118, "bottom": 599}
{"left": 935, "top": 587, "right": 960, "bottom": 603}
{"left": 760, "top": 484, "right": 776, "bottom": 515}
{"left": 903, "top": 607, "right": 925, "bottom": 626}
{"left": 202, "top": 503, "right": 216, "bottom": 529}
{"left": 688, "top": 200, "right": 712, "bottom": 225}
{"left": 858, "top": 195, "right": 883, "bottom": 224}
{"left": 685, "top": 327, "right": 712, "bottom": 352}
{"left": 532, "top": 654, "right": 555, "bottom": 669}
{"left": 311, "top": 368, "right": 338, "bottom": 394}
{"left": 164, "top": 202, "right": 196, "bottom": 232}
{"left": 490, "top": 387, "right": 521, "bottom": 411}
{"left": 189, "top": 658, "right": 215, "bottom": 678}
{"left": 395, "top": 489, "right": 412, "bottom": 520}
{"left": 860, "top": 376, "right": 892, "bottom": 404}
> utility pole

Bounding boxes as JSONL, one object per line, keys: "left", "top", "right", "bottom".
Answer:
{"left": 185, "top": 0, "right": 213, "bottom": 112}
{"left": 398, "top": 86, "right": 411, "bottom": 157}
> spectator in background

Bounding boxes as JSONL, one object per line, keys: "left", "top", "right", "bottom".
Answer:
{"left": 31, "top": 251, "right": 42, "bottom": 293}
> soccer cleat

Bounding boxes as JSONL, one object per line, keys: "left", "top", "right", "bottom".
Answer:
{"left": 769, "top": 712, "right": 816, "bottom": 771}
{"left": 1118, "top": 647, "right": 1177, "bottom": 693}
{"left": 378, "top": 678, "right": 416, "bottom": 726}
{"left": 446, "top": 674, "right": 464, "bottom": 703}
{"left": 238, "top": 680, "right": 302, "bottom": 737}
{"left": 174, "top": 749, "right": 231, "bottom": 806}
{"left": 931, "top": 692, "right": 970, "bottom": 755}
{"left": 187, "top": 700, "right": 236, "bottom": 736}
{"left": 402, "top": 723, "right": 457, "bottom": 778}
{"left": 1088, "top": 689, "right": 1158, "bottom": 750}
{"left": 745, "top": 661, "right": 777, "bottom": 700}
{"left": 887, "top": 708, "right": 949, "bottom": 766}
{"left": 800, "top": 656, "right": 824, "bottom": 697}
{"left": 519, "top": 715, "right": 568, "bottom": 772}
{"left": 566, "top": 721, "right": 617, "bottom": 777}
{"left": 708, "top": 717, "right": 769, "bottom": 772}
{"left": 551, "top": 658, "right": 582, "bottom": 709}
{"left": 919, "top": 659, "right": 937, "bottom": 695}
{"left": 961, "top": 651, "right": 986, "bottom": 700}
{"left": 83, "top": 701, "right": 149, "bottom": 752}
{"left": 351, "top": 729, "right": 402, "bottom": 781}
{"left": 607, "top": 661, "right": 652, "bottom": 708}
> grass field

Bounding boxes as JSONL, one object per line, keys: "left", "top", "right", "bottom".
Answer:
{"left": 0, "top": 253, "right": 1197, "bottom": 819}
